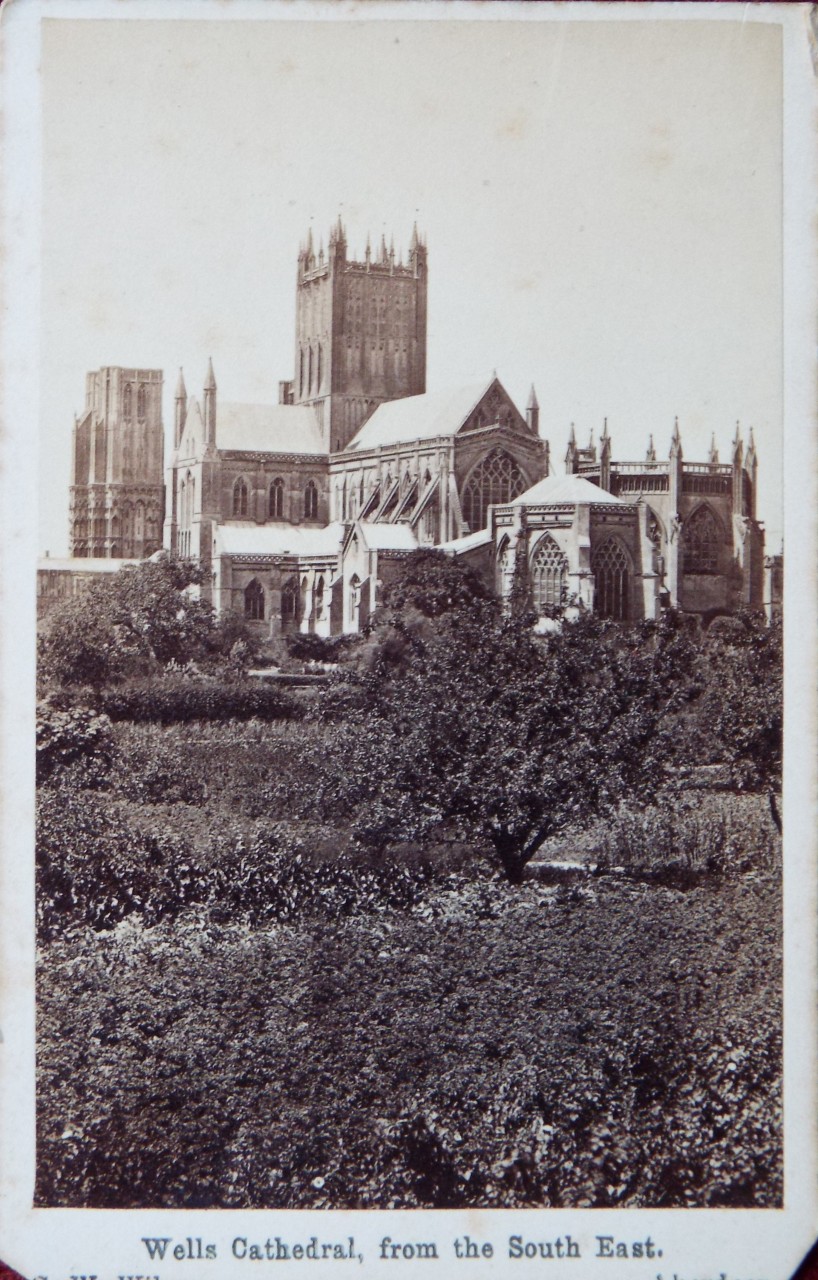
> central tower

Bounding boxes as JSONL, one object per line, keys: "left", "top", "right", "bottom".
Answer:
{"left": 288, "top": 217, "right": 428, "bottom": 453}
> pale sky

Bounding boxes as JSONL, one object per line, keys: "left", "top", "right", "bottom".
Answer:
{"left": 41, "top": 14, "right": 783, "bottom": 555}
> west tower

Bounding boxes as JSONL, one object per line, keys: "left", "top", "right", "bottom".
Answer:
{"left": 287, "top": 217, "right": 428, "bottom": 453}
{"left": 69, "top": 367, "right": 165, "bottom": 558}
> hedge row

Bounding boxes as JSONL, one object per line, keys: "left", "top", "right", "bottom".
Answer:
{"left": 97, "top": 678, "right": 302, "bottom": 724}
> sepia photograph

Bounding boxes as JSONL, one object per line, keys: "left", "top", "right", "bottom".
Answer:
{"left": 2, "top": 1, "right": 816, "bottom": 1276}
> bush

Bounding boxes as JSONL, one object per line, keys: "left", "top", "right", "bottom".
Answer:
{"left": 36, "top": 703, "right": 116, "bottom": 786}
{"left": 286, "top": 633, "right": 358, "bottom": 664}
{"left": 98, "top": 677, "right": 302, "bottom": 724}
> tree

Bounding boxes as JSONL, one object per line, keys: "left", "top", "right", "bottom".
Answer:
{"left": 38, "top": 556, "right": 216, "bottom": 688}
{"left": 702, "top": 612, "right": 783, "bottom": 832}
{"left": 322, "top": 594, "right": 699, "bottom": 883}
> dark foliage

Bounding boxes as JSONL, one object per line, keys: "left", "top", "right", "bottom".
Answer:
{"left": 36, "top": 871, "right": 781, "bottom": 1209}
{"left": 285, "top": 632, "right": 360, "bottom": 664}
{"left": 36, "top": 703, "right": 116, "bottom": 786}
{"left": 97, "top": 678, "right": 301, "bottom": 725}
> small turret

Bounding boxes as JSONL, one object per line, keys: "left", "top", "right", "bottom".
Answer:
{"left": 669, "top": 416, "right": 682, "bottom": 458}
{"left": 708, "top": 433, "right": 719, "bottom": 465}
{"left": 204, "top": 357, "right": 217, "bottom": 447}
{"left": 409, "top": 221, "right": 427, "bottom": 277}
{"left": 174, "top": 367, "right": 187, "bottom": 448}
{"left": 645, "top": 433, "right": 656, "bottom": 464}
{"left": 565, "top": 423, "right": 578, "bottom": 474}
{"left": 599, "top": 418, "right": 612, "bottom": 491}
{"left": 365, "top": 233, "right": 371, "bottom": 270}
{"left": 526, "top": 385, "right": 539, "bottom": 434}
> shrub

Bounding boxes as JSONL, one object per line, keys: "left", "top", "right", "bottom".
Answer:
{"left": 286, "top": 633, "right": 358, "bottom": 664}
{"left": 36, "top": 703, "right": 116, "bottom": 786}
{"left": 98, "top": 677, "right": 301, "bottom": 724}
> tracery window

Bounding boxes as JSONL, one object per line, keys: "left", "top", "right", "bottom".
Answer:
{"left": 683, "top": 505, "right": 720, "bottom": 574}
{"left": 531, "top": 535, "right": 568, "bottom": 613}
{"left": 269, "top": 477, "right": 285, "bottom": 519}
{"left": 592, "top": 538, "right": 630, "bottom": 621}
{"left": 244, "top": 579, "right": 265, "bottom": 621}
{"left": 304, "top": 479, "right": 318, "bottom": 520}
{"left": 233, "top": 477, "right": 249, "bottom": 517}
{"left": 461, "top": 449, "right": 527, "bottom": 532}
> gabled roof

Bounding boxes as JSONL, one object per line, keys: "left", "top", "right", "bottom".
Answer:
{"left": 216, "top": 402, "right": 325, "bottom": 455}
{"left": 345, "top": 377, "right": 503, "bottom": 452}
{"left": 215, "top": 521, "right": 345, "bottom": 558}
{"left": 512, "top": 473, "right": 626, "bottom": 507}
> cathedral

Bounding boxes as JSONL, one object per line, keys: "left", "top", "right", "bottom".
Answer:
{"left": 60, "top": 218, "right": 771, "bottom": 636}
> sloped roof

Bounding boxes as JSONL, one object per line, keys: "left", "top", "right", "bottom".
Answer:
{"left": 357, "top": 522, "right": 418, "bottom": 552}
{"left": 438, "top": 528, "right": 493, "bottom": 554}
{"left": 346, "top": 380, "right": 495, "bottom": 452}
{"left": 215, "top": 521, "right": 345, "bottom": 558}
{"left": 216, "top": 402, "right": 325, "bottom": 455}
{"left": 512, "top": 473, "right": 626, "bottom": 507}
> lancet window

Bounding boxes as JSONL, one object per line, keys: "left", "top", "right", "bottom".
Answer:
{"left": 683, "top": 505, "right": 720, "bottom": 574}
{"left": 592, "top": 537, "right": 630, "bottom": 621}
{"left": 531, "top": 535, "right": 568, "bottom": 614}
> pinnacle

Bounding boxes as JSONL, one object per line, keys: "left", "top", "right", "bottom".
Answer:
{"left": 527, "top": 384, "right": 539, "bottom": 410}
{"left": 175, "top": 367, "right": 187, "bottom": 398}
{"left": 204, "top": 357, "right": 216, "bottom": 391}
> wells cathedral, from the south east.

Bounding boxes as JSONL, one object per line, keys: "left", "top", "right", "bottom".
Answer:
{"left": 55, "top": 217, "right": 778, "bottom": 636}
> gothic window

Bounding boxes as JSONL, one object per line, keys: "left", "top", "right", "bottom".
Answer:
{"left": 123, "top": 384, "right": 133, "bottom": 418}
{"left": 683, "top": 505, "right": 720, "bottom": 574}
{"left": 134, "top": 503, "right": 145, "bottom": 543}
{"left": 531, "top": 535, "right": 568, "bottom": 614}
{"left": 304, "top": 479, "right": 318, "bottom": 520}
{"left": 592, "top": 538, "right": 631, "bottom": 621}
{"left": 137, "top": 386, "right": 147, "bottom": 419}
{"left": 269, "top": 477, "right": 285, "bottom": 519}
{"left": 314, "top": 575, "right": 325, "bottom": 621}
{"left": 299, "top": 349, "right": 305, "bottom": 397}
{"left": 461, "top": 449, "right": 527, "bottom": 532}
{"left": 317, "top": 344, "right": 323, "bottom": 391}
{"left": 233, "top": 477, "right": 249, "bottom": 517}
{"left": 308, "top": 346, "right": 313, "bottom": 394}
{"left": 244, "top": 579, "right": 265, "bottom": 621}
{"left": 281, "top": 577, "right": 298, "bottom": 627}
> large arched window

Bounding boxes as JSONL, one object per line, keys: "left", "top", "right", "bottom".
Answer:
{"left": 244, "top": 579, "right": 265, "bottom": 621}
{"left": 137, "top": 385, "right": 147, "bottom": 419}
{"left": 269, "top": 477, "right": 285, "bottom": 519}
{"left": 304, "top": 479, "right": 318, "bottom": 520}
{"left": 592, "top": 537, "right": 631, "bottom": 621}
{"left": 233, "top": 477, "right": 249, "bottom": 517}
{"left": 683, "top": 505, "right": 720, "bottom": 574}
{"left": 461, "top": 449, "right": 527, "bottom": 532}
{"left": 531, "top": 535, "right": 568, "bottom": 614}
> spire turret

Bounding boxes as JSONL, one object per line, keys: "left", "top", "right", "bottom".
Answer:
{"left": 174, "top": 367, "right": 188, "bottom": 448}
{"left": 203, "top": 358, "right": 217, "bottom": 446}
{"left": 526, "top": 385, "right": 539, "bottom": 434}
{"left": 646, "top": 434, "right": 656, "bottom": 463}
{"left": 670, "top": 416, "right": 682, "bottom": 457}
{"left": 708, "top": 433, "right": 719, "bottom": 465}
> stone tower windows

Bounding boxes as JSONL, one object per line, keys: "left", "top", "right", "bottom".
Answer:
{"left": 304, "top": 479, "right": 318, "bottom": 520}
{"left": 137, "top": 385, "right": 147, "bottom": 420}
{"left": 593, "top": 537, "right": 631, "bottom": 621}
{"left": 123, "top": 383, "right": 133, "bottom": 419}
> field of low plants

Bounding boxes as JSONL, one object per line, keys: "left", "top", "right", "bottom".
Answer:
{"left": 35, "top": 553, "right": 784, "bottom": 1210}
{"left": 36, "top": 716, "right": 782, "bottom": 1210}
